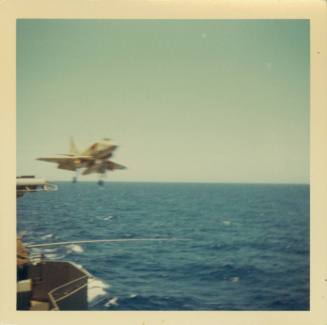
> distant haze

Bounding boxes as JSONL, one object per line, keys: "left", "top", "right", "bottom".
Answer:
{"left": 17, "top": 20, "right": 309, "bottom": 184}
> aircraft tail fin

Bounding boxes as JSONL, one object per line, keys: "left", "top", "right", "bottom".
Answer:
{"left": 70, "top": 137, "right": 79, "bottom": 155}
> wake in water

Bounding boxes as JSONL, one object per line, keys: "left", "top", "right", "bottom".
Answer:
{"left": 67, "top": 244, "right": 84, "bottom": 253}
{"left": 88, "top": 278, "right": 111, "bottom": 308}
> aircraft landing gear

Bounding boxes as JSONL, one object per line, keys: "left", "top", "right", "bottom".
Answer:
{"left": 97, "top": 173, "right": 106, "bottom": 186}
{"left": 72, "top": 170, "right": 80, "bottom": 183}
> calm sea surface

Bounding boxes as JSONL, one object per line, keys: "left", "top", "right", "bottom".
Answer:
{"left": 17, "top": 182, "right": 309, "bottom": 310}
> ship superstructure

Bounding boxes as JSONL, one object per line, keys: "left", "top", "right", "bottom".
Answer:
{"left": 17, "top": 176, "right": 90, "bottom": 310}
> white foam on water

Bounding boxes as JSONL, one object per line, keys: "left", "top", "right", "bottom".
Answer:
{"left": 67, "top": 244, "right": 84, "bottom": 253}
{"left": 104, "top": 297, "right": 119, "bottom": 307}
{"left": 41, "top": 233, "right": 54, "bottom": 240}
{"left": 129, "top": 294, "right": 138, "bottom": 298}
{"left": 96, "top": 215, "right": 114, "bottom": 221}
{"left": 44, "top": 253, "right": 65, "bottom": 260}
{"left": 42, "top": 248, "right": 57, "bottom": 253}
{"left": 222, "top": 220, "right": 231, "bottom": 226}
{"left": 230, "top": 276, "right": 240, "bottom": 283}
{"left": 73, "top": 262, "right": 84, "bottom": 269}
{"left": 88, "top": 278, "right": 111, "bottom": 303}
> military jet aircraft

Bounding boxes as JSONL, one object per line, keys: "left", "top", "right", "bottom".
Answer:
{"left": 37, "top": 138, "right": 126, "bottom": 185}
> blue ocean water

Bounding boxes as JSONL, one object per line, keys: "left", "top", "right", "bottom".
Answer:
{"left": 17, "top": 182, "right": 309, "bottom": 310}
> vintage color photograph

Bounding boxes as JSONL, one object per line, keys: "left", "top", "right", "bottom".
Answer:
{"left": 16, "top": 19, "right": 309, "bottom": 311}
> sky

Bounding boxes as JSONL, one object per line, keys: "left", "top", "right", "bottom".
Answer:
{"left": 17, "top": 19, "right": 309, "bottom": 183}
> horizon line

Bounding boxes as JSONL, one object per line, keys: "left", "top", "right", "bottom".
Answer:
{"left": 46, "top": 180, "right": 310, "bottom": 186}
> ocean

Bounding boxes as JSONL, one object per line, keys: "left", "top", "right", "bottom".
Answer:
{"left": 17, "top": 182, "right": 309, "bottom": 310}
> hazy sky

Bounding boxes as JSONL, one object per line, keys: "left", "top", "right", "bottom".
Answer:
{"left": 17, "top": 20, "right": 309, "bottom": 183}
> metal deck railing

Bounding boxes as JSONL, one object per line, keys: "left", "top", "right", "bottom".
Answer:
{"left": 48, "top": 274, "right": 89, "bottom": 310}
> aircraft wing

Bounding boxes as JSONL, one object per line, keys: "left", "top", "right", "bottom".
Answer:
{"left": 37, "top": 156, "right": 94, "bottom": 163}
{"left": 81, "top": 160, "right": 127, "bottom": 175}
{"left": 37, "top": 156, "right": 95, "bottom": 172}
{"left": 105, "top": 160, "right": 127, "bottom": 170}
